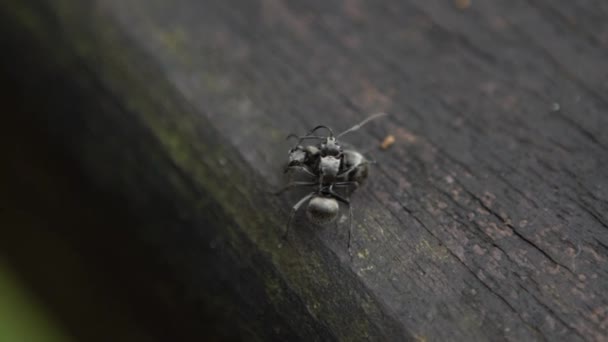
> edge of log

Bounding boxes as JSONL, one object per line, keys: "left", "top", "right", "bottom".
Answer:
{"left": 0, "top": 2, "right": 408, "bottom": 340}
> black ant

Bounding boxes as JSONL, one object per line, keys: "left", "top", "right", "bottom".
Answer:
{"left": 276, "top": 113, "right": 386, "bottom": 254}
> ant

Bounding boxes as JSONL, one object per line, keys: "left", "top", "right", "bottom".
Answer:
{"left": 275, "top": 113, "right": 386, "bottom": 254}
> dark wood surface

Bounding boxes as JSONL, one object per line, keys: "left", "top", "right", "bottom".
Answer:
{"left": 1, "top": 1, "right": 607, "bottom": 341}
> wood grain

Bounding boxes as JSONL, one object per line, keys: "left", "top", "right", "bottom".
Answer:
{"left": 1, "top": 0, "right": 607, "bottom": 340}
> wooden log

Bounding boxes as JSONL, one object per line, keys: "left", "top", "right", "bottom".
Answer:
{"left": 1, "top": 0, "right": 607, "bottom": 340}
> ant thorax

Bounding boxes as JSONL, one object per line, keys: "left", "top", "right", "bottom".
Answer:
{"left": 319, "top": 155, "right": 341, "bottom": 180}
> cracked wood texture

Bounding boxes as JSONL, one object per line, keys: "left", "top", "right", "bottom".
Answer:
{"left": 1, "top": 0, "right": 607, "bottom": 341}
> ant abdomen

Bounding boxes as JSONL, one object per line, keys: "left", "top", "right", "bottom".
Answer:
{"left": 306, "top": 196, "right": 340, "bottom": 224}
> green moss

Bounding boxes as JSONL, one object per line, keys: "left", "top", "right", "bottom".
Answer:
{"left": 158, "top": 28, "right": 187, "bottom": 52}
{"left": 415, "top": 238, "right": 450, "bottom": 261}
{"left": 3, "top": 3, "right": 44, "bottom": 33}
{"left": 2, "top": 1, "right": 394, "bottom": 339}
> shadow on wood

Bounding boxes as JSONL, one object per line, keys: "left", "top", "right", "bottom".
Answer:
{"left": 0, "top": 1, "right": 607, "bottom": 341}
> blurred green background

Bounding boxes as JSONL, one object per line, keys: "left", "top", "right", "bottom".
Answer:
{"left": 0, "top": 92, "right": 156, "bottom": 342}
{"left": 0, "top": 259, "right": 72, "bottom": 342}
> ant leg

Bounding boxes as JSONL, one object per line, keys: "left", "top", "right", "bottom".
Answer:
{"left": 347, "top": 203, "right": 354, "bottom": 256}
{"left": 284, "top": 165, "right": 316, "bottom": 177}
{"left": 332, "top": 181, "right": 359, "bottom": 187}
{"left": 331, "top": 182, "right": 359, "bottom": 196}
{"left": 328, "top": 182, "right": 356, "bottom": 193}
{"left": 272, "top": 181, "right": 317, "bottom": 195}
{"left": 337, "top": 160, "right": 374, "bottom": 179}
{"left": 337, "top": 166, "right": 356, "bottom": 178}
{"left": 327, "top": 186, "right": 350, "bottom": 204}
{"left": 284, "top": 192, "right": 315, "bottom": 240}
{"left": 326, "top": 187, "right": 354, "bottom": 256}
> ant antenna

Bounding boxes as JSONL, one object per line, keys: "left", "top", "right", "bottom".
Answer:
{"left": 306, "top": 125, "right": 334, "bottom": 137}
{"left": 286, "top": 134, "right": 326, "bottom": 141}
{"left": 286, "top": 125, "right": 335, "bottom": 147}
{"left": 336, "top": 112, "right": 387, "bottom": 139}
{"left": 286, "top": 134, "right": 327, "bottom": 150}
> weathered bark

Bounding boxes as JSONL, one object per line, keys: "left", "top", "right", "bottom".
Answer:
{"left": 1, "top": 0, "right": 607, "bottom": 341}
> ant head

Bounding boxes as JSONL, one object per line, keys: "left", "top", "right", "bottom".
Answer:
{"left": 306, "top": 195, "right": 339, "bottom": 224}
{"left": 321, "top": 136, "right": 342, "bottom": 156}
{"left": 287, "top": 112, "right": 387, "bottom": 156}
